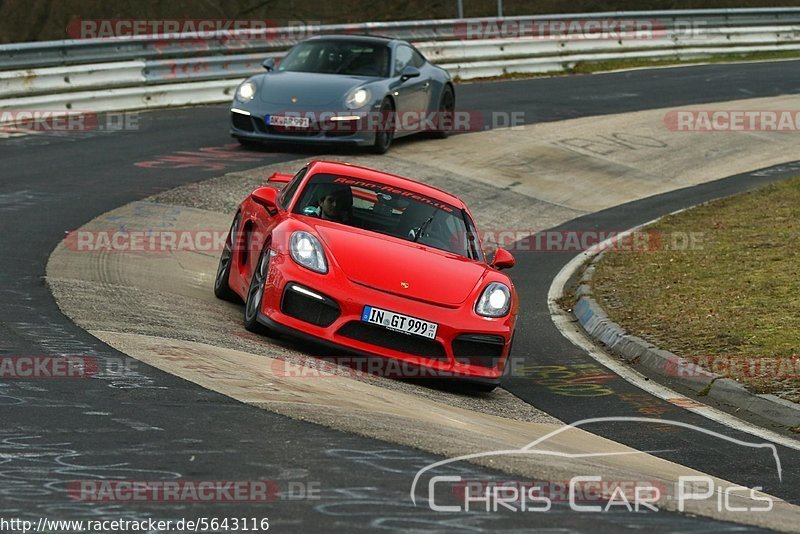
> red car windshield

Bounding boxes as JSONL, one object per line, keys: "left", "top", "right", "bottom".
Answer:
{"left": 293, "top": 174, "right": 482, "bottom": 260}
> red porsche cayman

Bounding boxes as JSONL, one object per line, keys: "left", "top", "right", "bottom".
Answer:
{"left": 213, "top": 160, "right": 517, "bottom": 390}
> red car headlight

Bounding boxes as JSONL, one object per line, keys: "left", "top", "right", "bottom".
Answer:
{"left": 475, "top": 282, "right": 511, "bottom": 317}
{"left": 290, "top": 231, "right": 328, "bottom": 274}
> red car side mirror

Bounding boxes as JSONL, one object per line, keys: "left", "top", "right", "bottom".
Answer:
{"left": 491, "top": 248, "right": 515, "bottom": 270}
{"left": 251, "top": 186, "right": 279, "bottom": 215}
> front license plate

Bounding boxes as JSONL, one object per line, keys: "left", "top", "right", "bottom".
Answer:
{"left": 362, "top": 306, "right": 438, "bottom": 340}
{"left": 267, "top": 115, "right": 310, "bottom": 128}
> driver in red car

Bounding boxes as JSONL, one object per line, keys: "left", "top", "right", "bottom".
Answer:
{"left": 317, "top": 183, "right": 353, "bottom": 223}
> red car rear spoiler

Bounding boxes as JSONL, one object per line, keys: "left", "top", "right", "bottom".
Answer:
{"left": 267, "top": 172, "right": 293, "bottom": 184}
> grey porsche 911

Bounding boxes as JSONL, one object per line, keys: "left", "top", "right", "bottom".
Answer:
{"left": 229, "top": 35, "right": 455, "bottom": 154}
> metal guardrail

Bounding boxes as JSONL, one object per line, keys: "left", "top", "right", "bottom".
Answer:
{"left": 3, "top": 8, "right": 800, "bottom": 69}
{"left": 1, "top": 8, "right": 799, "bottom": 113}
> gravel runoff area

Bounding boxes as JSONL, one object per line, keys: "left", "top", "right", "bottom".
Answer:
{"left": 592, "top": 176, "right": 800, "bottom": 404}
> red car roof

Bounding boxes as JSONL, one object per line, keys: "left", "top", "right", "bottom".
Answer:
{"left": 307, "top": 160, "right": 465, "bottom": 210}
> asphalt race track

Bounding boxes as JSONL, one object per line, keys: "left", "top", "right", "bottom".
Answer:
{"left": 3, "top": 60, "right": 800, "bottom": 531}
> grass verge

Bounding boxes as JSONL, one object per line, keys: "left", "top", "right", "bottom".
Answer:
{"left": 591, "top": 176, "right": 800, "bottom": 403}
{"left": 569, "top": 49, "right": 800, "bottom": 74}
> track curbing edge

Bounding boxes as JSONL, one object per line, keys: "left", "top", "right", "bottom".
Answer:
{"left": 572, "top": 240, "right": 800, "bottom": 429}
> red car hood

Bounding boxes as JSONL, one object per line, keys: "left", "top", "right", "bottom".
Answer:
{"left": 315, "top": 225, "right": 486, "bottom": 307}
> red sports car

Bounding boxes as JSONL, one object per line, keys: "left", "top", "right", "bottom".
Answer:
{"left": 213, "top": 160, "right": 517, "bottom": 390}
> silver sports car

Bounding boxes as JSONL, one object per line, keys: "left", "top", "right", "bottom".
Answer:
{"left": 229, "top": 35, "right": 455, "bottom": 154}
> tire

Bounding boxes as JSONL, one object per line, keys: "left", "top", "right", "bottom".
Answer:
{"left": 243, "top": 242, "right": 271, "bottom": 334}
{"left": 472, "top": 383, "right": 497, "bottom": 393}
{"left": 431, "top": 86, "right": 455, "bottom": 139}
{"left": 213, "top": 213, "right": 241, "bottom": 302}
{"left": 447, "top": 379, "right": 497, "bottom": 394}
{"left": 370, "top": 98, "right": 395, "bottom": 154}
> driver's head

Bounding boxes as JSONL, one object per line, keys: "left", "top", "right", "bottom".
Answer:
{"left": 316, "top": 183, "right": 352, "bottom": 222}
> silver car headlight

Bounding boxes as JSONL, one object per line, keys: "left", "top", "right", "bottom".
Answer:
{"left": 345, "top": 87, "right": 371, "bottom": 109}
{"left": 236, "top": 81, "right": 256, "bottom": 102}
{"left": 290, "top": 231, "right": 328, "bottom": 274}
{"left": 475, "top": 282, "right": 511, "bottom": 317}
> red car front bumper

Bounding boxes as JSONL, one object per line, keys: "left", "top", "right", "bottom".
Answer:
{"left": 258, "top": 252, "right": 515, "bottom": 382}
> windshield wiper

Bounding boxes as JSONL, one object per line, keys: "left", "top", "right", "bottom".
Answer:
{"left": 411, "top": 215, "right": 434, "bottom": 243}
